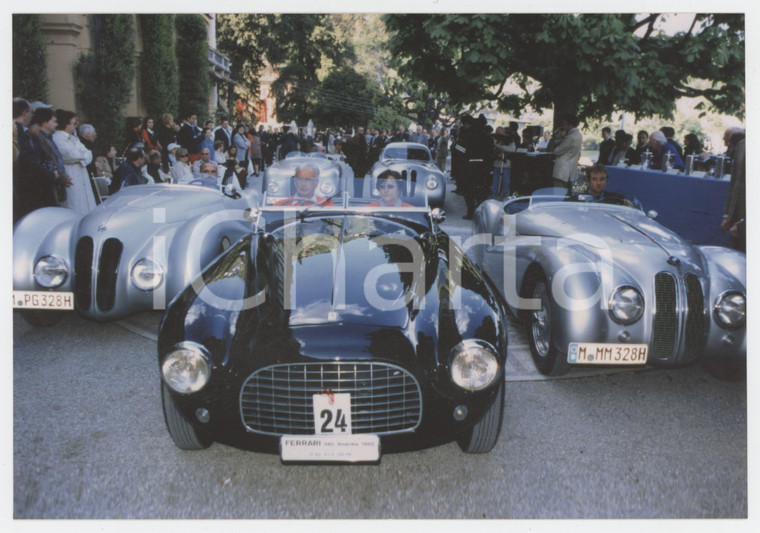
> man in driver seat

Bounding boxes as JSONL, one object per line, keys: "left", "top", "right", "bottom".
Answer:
{"left": 584, "top": 164, "right": 633, "bottom": 206}
{"left": 275, "top": 163, "right": 335, "bottom": 206}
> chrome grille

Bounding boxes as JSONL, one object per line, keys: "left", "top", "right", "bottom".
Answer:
{"left": 240, "top": 362, "right": 422, "bottom": 436}
{"left": 683, "top": 274, "right": 706, "bottom": 361}
{"left": 74, "top": 237, "right": 94, "bottom": 311}
{"left": 96, "top": 238, "right": 123, "bottom": 311}
{"left": 653, "top": 273, "right": 677, "bottom": 359}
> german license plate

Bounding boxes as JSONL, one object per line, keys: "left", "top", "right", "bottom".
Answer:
{"left": 280, "top": 434, "right": 380, "bottom": 463}
{"left": 568, "top": 342, "right": 648, "bottom": 365}
{"left": 313, "top": 392, "right": 352, "bottom": 435}
{"left": 13, "top": 291, "right": 74, "bottom": 310}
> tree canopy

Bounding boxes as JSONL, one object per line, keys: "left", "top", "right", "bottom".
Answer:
{"left": 218, "top": 14, "right": 355, "bottom": 124}
{"left": 383, "top": 13, "right": 745, "bottom": 126}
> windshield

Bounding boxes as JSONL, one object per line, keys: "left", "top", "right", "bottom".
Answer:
{"left": 504, "top": 193, "right": 641, "bottom": 214}
{"left": 383, "top": 147, "right": 431, "bottom": 162}
{"left": 262, "top": 215, "right": 425, "bottom": 327}
{"left": 270, "top": 214, "right": 419, "bottom": 240}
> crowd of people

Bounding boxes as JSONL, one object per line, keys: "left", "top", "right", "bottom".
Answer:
{"left": 594, "top": 124, "right": 745, "bottom": 176}
{"left": 12, "top": 95, "right": 745, "bottom": 251}
{"left": 591, "top": 123, "right": 746, "bottom": 251}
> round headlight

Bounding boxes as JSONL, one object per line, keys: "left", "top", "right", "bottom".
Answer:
{"left": 267, "top": 182, "right": 280, "bottom": 194}
{"left": 161, "top": 341, "right": 212, "bottom": 394}
{"left": 131, "top": 258, "right": 164, "bottom": 291}
{"left": 609, "top": 286, "right": 644, "bottom": 325}
{"left": 34, "top": 255, "right": 69, "bottom": 288}
{"left": 426, "top": 176, "right": 438, "bottom": 190}
{"left": 714, "top": 291, "right": 746, "bottom": 329}
{"left": 450, "top": 340, "right": 500, "bottom": 391}
{"left": 320, "top": 182, "right": 335, "bottom": 195}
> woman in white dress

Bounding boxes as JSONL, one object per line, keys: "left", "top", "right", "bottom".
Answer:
{"left": 52, "top": 110, "right": 97, "bottom": 214}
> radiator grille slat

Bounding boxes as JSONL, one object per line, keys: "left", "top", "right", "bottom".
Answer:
{"left": 683, "top": 274, "right": 706, "bottom": 362}
{"left": 653, "top": 273, "right": 677, "bottom": 359}
{"left": 240, "top": 362, "right": 422, "bottom": 436}
{"left": 74, "top": 237, "right": 93, "bottom": 311}
{"left": 96, "top": 238, "right": 123, "bottom": 311}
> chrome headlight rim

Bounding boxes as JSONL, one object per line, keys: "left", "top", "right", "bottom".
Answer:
{"left": 320, "top": 182, "right": 336, "bottom": 196}
{"left": 450, "top": 339, "right": 501, "bottom": 391}
{"left": 267, "top": 181, "right": 280, "bottom": 194}
{"left": 426, "top": 175, "right": 439, "bottom": 190}
{"left": 131, "top": 257, "right": 165, "bottom": 292}
{"left": 713, "top": 290, "right": 746, "bottom": 330}
{"left": 33, "top": 255, "right": 69, "bottom": 288}
{"left": 161, "top": 341, "right": 213, "bottom": 394}
{"left": 608, "top": 285, "right": 644, "bottom": 325}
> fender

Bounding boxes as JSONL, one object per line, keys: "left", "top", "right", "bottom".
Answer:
{"left": 697, "top": 246, "right": 747, "bottom": 358}
{"left": 13, "top": 207, "right": 83, "bottom": 291}
{"left": 165, "top": 210, "right": 253, "bottom": 298}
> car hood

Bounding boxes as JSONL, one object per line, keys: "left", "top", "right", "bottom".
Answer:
{"left": 80, "top": 185, "right": 228, "bottom": 236}
{"left": 517, "top": 204, "right": 697, "bottom": 260}
{"left": 259, "top": 217, "right": 435, "bottom": 329}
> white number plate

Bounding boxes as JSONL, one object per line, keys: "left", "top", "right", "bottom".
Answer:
{"left": 568, "top": 342, "right": 648, "bottom": 365}
{"left": 13, "top": 291, "right": 74, "bottom": 310}
{"left": 313, "top": 392, "right": 352, "bottom": 434}
{"left": 280, "top": 434, "right": 380, "bottom": 463}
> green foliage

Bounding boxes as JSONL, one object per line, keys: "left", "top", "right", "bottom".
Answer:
{"left": 369, "top": 106, "right": 410, "bottom": 132}
{"left": 309, "top": 66, "right": 382, "bottom": 130}
{"left": 324, "top": 14, "right": 388, "bottom": 82}
{"left": 175, "top": 14, "right": 210, "bottom": 121}
{"left": 267, "top": 15, "right": 354, "bottom": 124}
{"left": 383, "top": 13, "right": 745, "bottom": 126}
{"left": 383, "top": 77, "right": 461, "bottom": 129}
{"left": 217, "top": 14, "right": 271, "bottom": 121}
{"left": 138, "top": 14, "right": 179, "bottom": 119}
{"left": 12, "top": 14, "right": 48, "bottom": 101}
{"left": 74, "top": 14, "right": 136, "bottom": 153}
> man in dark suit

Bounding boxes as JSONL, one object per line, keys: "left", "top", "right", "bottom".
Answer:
{"left": 391, "top": 125, "right": 408, "bottom": 143}
{"left": 597, "top": 126, "right": 614, "bottom": 165}
{"left": 721, "top": 129, "right": 746, "bottom": 252}
{"left": 177, "top": 113, "right": 203, "bottom": 161}
{"left": 110, "top": 148, "right": 147, "bottom": 193}
{"left": 214, "top": 118, "right": 233, "bottom": 152}
{"left": 660, "top": 126, "right": 684, "bottom": 160}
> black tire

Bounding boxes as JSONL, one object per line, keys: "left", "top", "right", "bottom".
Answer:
{"left": 19, "top": 309, "right": 66, "bottom": 327}
{"left": 457, "top": 379, "right": 505, "bottom": 454}
{"left": 161, "top": 382, "right": 213, "bottom": 450}
{"left": 527, "top": 275, "right": 570, "bottom": 376}
{"left": 700, "top": 357, "right": 746, "bottom": 382}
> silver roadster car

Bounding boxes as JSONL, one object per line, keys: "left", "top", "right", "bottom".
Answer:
{"left": 262, "top": 152, "right": 354, "bottom": 205}
{"left": 13, "top": 183, "right": 260, "bottom": 325}
{"left": 469, "top": 193, "right": 746, "bottom": 378}
{"left": 368, "top": 142, "right": 446, "bottom": 207}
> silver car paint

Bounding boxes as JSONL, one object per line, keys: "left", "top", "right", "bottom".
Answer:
{"left": 13, "top": 183, "right": 261, "bottom": 321}
{"left": 369, "top": 142, "right": 446, "bottom": 207}
{"left": 470, "top": 196, "right": 746, "bottom": 365}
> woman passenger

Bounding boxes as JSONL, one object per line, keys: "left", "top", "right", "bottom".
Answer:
{"left": 368, "top": 170, "right": 413, "bottom": 207}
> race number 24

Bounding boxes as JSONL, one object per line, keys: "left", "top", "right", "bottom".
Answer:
{"left": 313, "top": 393, "right": 353, "bottom": 434}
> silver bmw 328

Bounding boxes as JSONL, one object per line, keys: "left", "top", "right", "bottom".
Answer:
{"left": 469, "top": 193, "right": 746, "bottom": 379}
{"left": 13, "top": 182, "right": 260, "bottom": 326}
